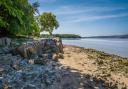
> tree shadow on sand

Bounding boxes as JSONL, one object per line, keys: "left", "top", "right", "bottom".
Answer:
{"left": 59, "top": 65, "right": 118, "bottom": 89}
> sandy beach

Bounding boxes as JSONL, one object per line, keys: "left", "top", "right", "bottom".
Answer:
{"left": 58, "top": 45, "right": 128, "bottom": 89}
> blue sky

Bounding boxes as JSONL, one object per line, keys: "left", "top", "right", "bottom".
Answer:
{"left": 29, "top": 0, "right": 128, "bottom": 36}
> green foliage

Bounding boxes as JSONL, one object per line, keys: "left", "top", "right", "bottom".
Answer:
{"left": 0, "top": 0, "right": 40, "bottom": 37}
{"left": 31, "top": 20, "right": 40, "bottom": 37}
{"left": 40, "top": 12, "right": 59, "bottom": 35}
{"left": 32, "top": 1, "right": 40, "bottom": 15}
{"left": 54, "top": 34, "right": 81, "bottom": 38}
{"left": 41, "top": 34, "right": 81, "bottom": 38}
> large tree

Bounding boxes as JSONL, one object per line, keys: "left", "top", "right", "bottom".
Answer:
{"left": 40, "top": 12, "right": 59, "bottom": 35}
{"left": 0, "top": 0, "right": 40, "bottom": 37}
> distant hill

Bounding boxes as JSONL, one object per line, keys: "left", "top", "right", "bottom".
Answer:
{"left": 83, "top": 34, "right": 128, "bottom": 38}
{"left": 41, "top": 34, "right": 81, "bottom": 38}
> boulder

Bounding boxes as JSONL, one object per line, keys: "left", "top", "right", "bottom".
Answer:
{"left": 23, "top": 84, "right": 36, "bottom": 89}
{"left": 0, "top": 37, "right": 11, "bottom": 46}
{"left": 15, "top": 38, "right": 64, "bottom": 59}
{"left": 0, "top": 37, "right": 64, "bottom": 89}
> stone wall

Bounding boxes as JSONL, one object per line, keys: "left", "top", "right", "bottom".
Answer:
{"left": 15, "top": 37, "right": 64, "bottom": 61}
{"left": 0, "top": 37, "right": 64, "bottom": 89}
{"left": 0, "top": 37, "right": 11, "bottom": 46}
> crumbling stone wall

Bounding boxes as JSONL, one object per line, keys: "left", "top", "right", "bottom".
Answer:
{"left": 0, "top": 37, "right": 11, "bottom": 46}
{"left": 16, "top": 37, "right": 64, "bottom": 60}
{"left": 0, "top": 37, "right": 64, "bottom": 89}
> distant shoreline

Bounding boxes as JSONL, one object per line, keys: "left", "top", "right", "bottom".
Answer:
{"left": 82, "top": 34, "right": 128, "bottom": 39}
{"left": 41, "top": 34, "right": 81, "bottom": 38}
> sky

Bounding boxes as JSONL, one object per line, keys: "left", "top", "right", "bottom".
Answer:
{"left": 29, "top": 0, "right": 128, "bottom": 36}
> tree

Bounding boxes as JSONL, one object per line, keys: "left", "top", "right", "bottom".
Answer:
{"left": 32, "top": 1, "right": 40, "bottom": 15}
{"left": 0, "top": 0, "right": 40, "bottom": 37}
{"left": 40, "top": 12, "right": 59, "bottom": 36}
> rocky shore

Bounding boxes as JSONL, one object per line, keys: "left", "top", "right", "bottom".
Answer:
{"left": 0, "top": 38, "right": 128, "bottom": 89}
{"left": 0, "top": 38, "right": 64, "bottom": 89}
{"left": 59, "top": 45, "right": 128, "bottom": 89}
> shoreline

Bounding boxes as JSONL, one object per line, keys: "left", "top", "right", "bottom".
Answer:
{"left": 62, "top": 37, "right": 128, "bottom": 58}
{"left": 58, "top": 45, "right": 128, "bottom": 88}
{"left": 64, "top": 44, "right": 128, "bottom": 59}
{"left": 0, "top": 38, "right": 128, "bottom": 89}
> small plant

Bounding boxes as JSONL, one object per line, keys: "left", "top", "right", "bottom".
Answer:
{"left": 96, "top": 59, "right": 104, "bottom": 65}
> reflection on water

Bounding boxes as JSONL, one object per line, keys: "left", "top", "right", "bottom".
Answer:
{"left": 62, "top": 38, "right": 128, "bottom": 58}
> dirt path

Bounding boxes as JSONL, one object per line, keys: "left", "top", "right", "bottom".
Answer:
{"left": 58, "top": 45, "right": 128, "bottom": 89}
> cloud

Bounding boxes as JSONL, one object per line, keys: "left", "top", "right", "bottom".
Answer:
{"left": 50, "top": 5, "right": 128, "bottom": 24}
{"left": 65, "top": 13, "right": 128, "bottom": 23}
{"left": 38, "top": 4, "right": 128, "bottom": 24}
{"left": 53, "top": 5, "right": 126, "bottom": 15}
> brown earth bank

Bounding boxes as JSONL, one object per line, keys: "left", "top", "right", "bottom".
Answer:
{"left": 58, "top": 45, "right": 128, "bottom": 89}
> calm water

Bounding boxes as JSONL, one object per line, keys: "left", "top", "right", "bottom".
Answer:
{"left": 62, "top": 38, "right": 128, "bottom": 58}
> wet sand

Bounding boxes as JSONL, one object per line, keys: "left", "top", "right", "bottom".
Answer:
{"left": 58, "top": 45, "right": 128, "bottom": 89}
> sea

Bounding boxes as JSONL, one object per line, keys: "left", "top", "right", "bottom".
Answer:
{"left": 62, "top": 38, "right": 128, "bottom": 58}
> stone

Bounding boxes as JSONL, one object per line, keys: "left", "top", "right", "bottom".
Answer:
{"left": 34, "top": 59, "right": 45, "bottom": 65}
{"left": 58, "top": 53, "right": 64, "bottom": 59}
{"left": 1, "top": 47, "right": 11, "bottom": 54}
{"left": 0, "top": 77, "right": 3, "bottom": 89}
{"left": 0, "top": 55, "right": 12, "bottom": 65}
{"left": 0, "top": 68, "right": 4, "bottom": 75}
{"left": 10, "top": 57, "right": 21, "bottom": 70}
{"left": 41, "top": 53, "right": 52, "bottom": 59}
{"left": 28, "top": 59, "right": 34, "bottom": 64}
{"left": 16, "top": 44, "right": 30, "bottom": 58}
{"left": 53, "top": 37, "right": 64, "bottom": 53}
{"left": 23, "top": 84, "right": 36, "bottom": 89}
{"left": 52, "top": 53, "right": 58, "bottom": 60}
{"left": 19, "top": 59, "right": 28, "bottom": 67}
{"left": 0, "top": 49, "right": 3, "bottom": 54}
{"left": 15, "top": 38, "right": 64, "bottom": 60}
{"left": 0, "top": 37, "right": 11, "bottom": 46}
{"left": 0, "top": 37, "right": 64, "bottom": 89}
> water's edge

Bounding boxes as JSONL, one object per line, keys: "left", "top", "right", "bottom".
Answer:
{"left": 62, "top": 38, "right": 128, "bottom": 58}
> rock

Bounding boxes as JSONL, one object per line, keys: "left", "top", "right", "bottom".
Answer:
{"left": 0, "top": 68, "right": 4, "bottom": 75}
{"left": 10, "top": 56, "right": 21, "bottom": 70}
{"left": 15, "top": 38, "right": 64, "bottom": 59}
{"left": 10, "top": 41, "right": 20, "bottom": 47}
{"left": 19, "top": 59, "right": 28, "bottom": 67}
{"left": 40, "top": 53, "right": 53, "bottom": 59}
{"left": 0, "top": 77, "right": 3, "bottom": 89}
{"left": 0, "top": 37, "right": 64, "bottom": 89}
{"left": 0, "top": 49, "right": 3, "bottom": 54}
{"left": 0, "top": 37, "right": 11, "bottom": 46}
{"left": 23, "top": 84, "right": 36, "bottom": 89}
{"left": 52, "top": 53, "right": 58, "bottom": 60}
{"left": 2, "top": 81, "right": 10, "bottom": 89}
{"left": 53, "top": 37, "right": 64, "bottom": 53}
{"left": 1, "top": 47, "right": 12, "bottom": 54}
{"left": 28, "top": 59, "right": 34, "bottom": 64}
{"left": 58, "top": 53, "right": 64, "bottom": 59}
{"left": 16, "top": 44, "right": 30, "bottom": 58}
{"left": 34, "top": 59, "right": 45, "bottom": 65}
{"left": 0, "top": 54, "right": 12, "bottom": 65}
